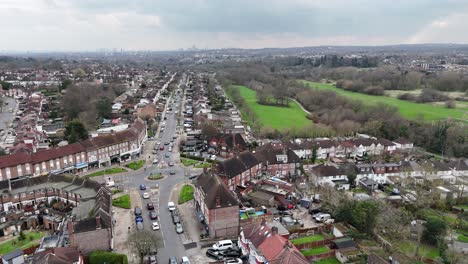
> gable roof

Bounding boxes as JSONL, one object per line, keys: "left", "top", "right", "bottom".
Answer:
{"left": 32, "top": 247, "right": 81, "bottom": 264}
{"left": 195, "top": 172, "right": 239, "bottom": 209}
{"left": 312, "top": 164, "right": 343, "bottom": 177}
{"left": 217, "top": 151, "right": 261, "bottom": 178}
{"left": 255, "top": 144, "right": 301, "bottom": 165}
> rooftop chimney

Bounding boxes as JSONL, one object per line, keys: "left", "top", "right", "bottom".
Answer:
{"left": 96, "top": 215, "right": 101, "bottom": 230}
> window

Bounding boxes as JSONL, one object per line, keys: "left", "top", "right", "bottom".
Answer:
{"left": 42, "top": 162, "right": 46, "bottom": 171}
{"left": 6, "top": 168, "right": 11, "bottom": 179}
{"left": 50, "top": 160, "right": 54, "bottom": 168}
{"left": 26, "top": 164, "right": 31, "bottom": 173}
{"left": 17, "top": 165, "right": 23, "bottom": 176}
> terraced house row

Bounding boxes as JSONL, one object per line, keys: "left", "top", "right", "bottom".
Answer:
{"left": 0, "top": 119, "right": 147, "bottom": 181}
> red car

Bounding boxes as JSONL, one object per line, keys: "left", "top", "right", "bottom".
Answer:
{"left": 159, "top": 145, "right": 164, "bottom": 150}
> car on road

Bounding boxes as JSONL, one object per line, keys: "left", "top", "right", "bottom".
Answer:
{"left": 168, "top": 161, "right": 174, "bottom": 166}
{"left": 152, "top": 221, "right": 160, "bottom": 230}
{"left": 172, "top": 135, "right": 177, "bottom": 139}
{"left": 159, "top": 145, "right": 164, "bottom": 150}
{"left": 134, "top": 207, "right": 142, "bottom": 216}
{"left": 181, "top": 256, "right": 190, "bottom": 264}
{"left": 169, "top": 170, "right": 176, "bottom": 175}
{"left": 149, "top": 211, "right": 158, "bottom": 220}
{"left": 147, "top": 203, "right": 155, "bottom": 210}
{"left": 168, "top": 257, "right": 177, "bottom": 264}
{"left": 142, "top": 192, "right": 150, "bottom": 199}
{"left": 152, "top": 159, "right": 159, "bottom": 164}
{"left": 170, "top": 138, "right": 174, "bottom": 143}
{"left": 151, "top": 150, "right": 158, "bottom": 154}
{"left": 168, "top": 202, "right": 176, "bottom": 212}
{"left": 164, "top": 142, "right": 170, "bottom": 145}
{"left": 168, "top": 146, "right": 172, "bottom": 152}
{"left": 165, "top": 153, "right": 170, "bottom": 158}
{"left": 136, "top": 222, "right": 144, "bottom": 230}
{"left": 175, "top": 223, "right": 184, "bottom": 234}
{"left": 139, "top": 185, "right": 146, "bottom": 190}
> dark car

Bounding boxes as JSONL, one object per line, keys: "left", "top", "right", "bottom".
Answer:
{"left": 147, "top": 203, "right": 155, "bottom": 210}
{"left": 206, "top": 249, "right": 223, "bottom": 260}
{"left": 222, "top": 249, "right": 241, "bottom": 258}
{"left": 169, "top": 170, "right": 176, "bottom": 175}
{"left": 168, "top": 257, "right": 177, "bottom": 264}
{"left": 149, "top": 211, "right": 158, "bottom": 220}
{"left": 159, "top": 145, "right": 164, "bottom": 150}
{"left": 172, "top": 215, "right": 180, "bottom": 224}
{"left": 139, "top": 184, "right": 146, "bottom": 190}
{"left": 134, "top": 207, "right": 142, "bottom": 216}
{"left": 135, "top": 216, "right": 143, "bottom": 223}
{"left": 164, "top": 142, "right": 170, "bottom": 145}
{"left": 308, "top": 208, "right": 321, "bottom": 215}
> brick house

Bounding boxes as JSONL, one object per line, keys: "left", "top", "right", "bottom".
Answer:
{"left": 208, "top": 133, "right": 247, "bottom": 158}
{"left": 216, "top": 151, "right": 262, "bottom": 191}
{"left": 255, "top": 144, "right": 301, "bottom": 178}
{"left": 194, "top": 172, "right": 239, "bottom": 238}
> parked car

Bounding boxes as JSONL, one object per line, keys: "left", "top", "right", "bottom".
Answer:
{"left": 140, "top": 185, "right": 146, "bottom": 190}
{"left": 206, "top": 249, "right": 223, "bottom": 260}
{"left": 134, "top": 207, "right": 142, "bottom": 216}
{"left": 168, "top": 161, "right": 174, "bottom": 166}
{"left": 315, "top": 213, "right": 331, "bottom": 222}
{"left": 212, "top": 240, "right": 234, "bottom": 251}
{"left": 148, "top": 255, "right": 157, "bottom": 264}
{"left": 222, "top": 249, "right": 241, "bottom": 258}
{"left": 181, "top": 256, "right": 190, "bottom": 264}
{"left": 152, "top": 159, "right": 159, "bottom": 164}
{"left": 147, "top": 203, "right": 155, "bottom": 210}
{"left": 150, "top": 211, "right": 158, "bottom": 220}
{"left": 168, "top": 202, "right": 176, "bottom": 211}
{"left": 168, "top": 257, "right": 177, "bottom": 264}
{"left": 169, "top": 170, "right": 176, "bottom": 175}
{"left": 151, "top": 150, "right": 158, "bottom": 155}
{"left": 165, "top": 153, "right": 170, "bottom": 158}
{"left": 142, "top": 192, "right": 150, "bottom": 199}
{"left": 136, "top": 222, "right": 144, "bottom": 230}
{"left": 172, "top": 215, "right": 180, "bottom": 224}
{"left": 135, "top": 216, "right": 143, "bottom": 223}
{"left": 175, "top": 223, "right": 184, "bottom": 234}
{"left": 164, "top": 142, "right": 170, "bottom": 145}
{"left": 224, "top": 258, "right": 242, "bottom": 264}
{"left": 152, "top": 221, "right": 160, "bottom": 230}
{"left": 159, "top": 145, "right": 165, "bottom": 150}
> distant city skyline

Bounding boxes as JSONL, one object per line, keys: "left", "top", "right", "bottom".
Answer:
{"left": 1, "top": 0, "right": 468, "bottom": 51}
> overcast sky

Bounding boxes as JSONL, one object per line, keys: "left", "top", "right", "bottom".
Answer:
{"left": 1, "top": 0, "right": 468, "bottom": 51}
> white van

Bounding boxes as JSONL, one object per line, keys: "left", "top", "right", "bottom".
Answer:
{"left": 212, "top": 240, "right": 234, "bottom": 251}
{"left": 315, "top": 213, "right": 331, "bottom": 222}
{"left": 105, "top": 177, "right": 115, "bottom": 187}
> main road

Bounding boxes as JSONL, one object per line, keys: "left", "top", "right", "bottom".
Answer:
{"left": 120, "top": 74, "right": 193, "bottom": 262}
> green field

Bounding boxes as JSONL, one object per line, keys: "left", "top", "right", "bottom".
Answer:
{"left": 233, "top": 85, "right": 312, "bottom": 130}
{"left": 302, "top": 81, "right": 468, "bottom": 121}
{"left": 178, "top": 184, "right": 194, "bottom": 204}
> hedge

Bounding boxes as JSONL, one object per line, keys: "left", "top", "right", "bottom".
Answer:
{"left": 89, "top": 250, "right": 128, "bottom": 264}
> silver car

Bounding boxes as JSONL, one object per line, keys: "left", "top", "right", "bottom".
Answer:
{"left": 175, "top": 223, "right": 184, "bottom": 234}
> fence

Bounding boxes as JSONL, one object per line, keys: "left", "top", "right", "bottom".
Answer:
{"left": 23, "top": 244, "right": 40, "bottom": 255}
{"left": 305, "top": 249, "right": 336, "bottom": 261}
{"left": 294, "top": 238, "right": 334, "bottom": 250}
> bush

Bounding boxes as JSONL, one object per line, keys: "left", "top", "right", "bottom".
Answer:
{"left": 363, "top": 86, "right": 385, "bottom": 95}
{"left": 89, "top": 250, "right": 128, "bottom": 264}
{"left": 445, "top": 100, "right": 456, "bottom": 108}
{"left": 398, "top": 93, "right": 417, "bottom": 101}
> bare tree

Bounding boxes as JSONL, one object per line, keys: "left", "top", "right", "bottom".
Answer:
{"left": 128, "top": 230, "right": 160, "bottom": 264}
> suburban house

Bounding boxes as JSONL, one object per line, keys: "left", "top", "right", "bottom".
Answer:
{"left": 238, "top": 220, "right": 309, "bottom": 264}
{"left": 194, "top": 172, "right": 239, "bottom": 238}
{"left": 217, "top": 151, "right": 262, "bottom": 191}
{"left": 255, "top": 144, "right": 301, "bottom": 178}
{"left": 32, "top": 247, "right": 83, "bottom": 264}
{"left": 310, "top": 164, "right": 350, "bottom": 190}
{"left": 208, "top": 133, "right": 247, "bottom": 158}
{"left": 392, "top": 138, "right": 414, "bottom": 151}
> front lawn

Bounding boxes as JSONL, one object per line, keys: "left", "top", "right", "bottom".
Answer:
{"left": 178, "top": 185, "right": 194, "bottom": 204}
{"left": 125, "top": 160, "right": 145, "bottom": 170}
{"left": 291, "top": 234, "right": 325, "bottom": 245}
{"left": 300, "top": 246, "right": 329, "bottom": 257}
{"left": 112, "top": 194, "right": 131, "bottom": 209}
{"left": 87, "top": 167, "right": 127, "bottom": 177}
{"left": 0, "top": 231, "right": 47, "bottom": 255}
{"left": 314, "top": 257, "right": 341, "bottom": 264}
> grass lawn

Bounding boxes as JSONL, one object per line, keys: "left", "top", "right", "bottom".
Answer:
{"left": 0, "top": 231, "right": 46, "bottom": 255}
{"left": 125, "top": 160, "right": 145, "bottom": 170}
{"left": 458, "top": 234, "right": 468, "bottom": 243}
{"left": 86, "top": 167, "right": 128, "bottom": 177}
{"left": 178, "top": 185, "right": 194, "bottom": 204}
{"left": 314, "top": 257, "right": 341, "bottom": 264}
{"left": 111, "top": 189, "right": 123, "bottom": 194}
{"left": 302, "top": 81, "right": 468, "bottom": 121}
{"left": 291, "top": 234, "right": 325, "bottom": 245}
{"left": 112, "top": 194, "right": 131, "bottom": 209}
{"left": 148, "top": 173, "right": 164, "bottom": 180}
{"left": 181, "top": 158, "right": 198, "bottom": 167}
{"left": 194, "top": 162, "right": 212, "bottom": 168}
{"left": 231, "top": 85, "right": 312, "bottom": 130}
{"left": 397, "top": 241, "right": 440, "bottom": 260}
{"left": 300, "top": 246, "right": 329, "bottom": 257}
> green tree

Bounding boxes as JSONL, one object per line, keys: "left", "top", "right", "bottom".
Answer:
{"left": 60, "top": 79, "right": 72, "bottom": 91}
{"left": 347, "top": 172, "right": 357, "bottom": 186}
{"left": 422, "top": 216, "right": 447, "bottom": 246}
{"left": 96, "top": 97, "right": 112, "bottom": 119}
{"left": 64, "top": 120, "right": 88, "bottom": 143}
{"left": 311, "top": 147, "right": 318, "bottom": 163}
{"left": 0, "top": 81, "right": 11, "bottom": 90}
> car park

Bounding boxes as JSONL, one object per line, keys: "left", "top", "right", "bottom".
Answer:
{"left": 149, "top": 211, "right": 158, "bottom": 220}
{"left": 142, "top": 192, "right": 150, "bottom": 199}
{"left": 175, "top": 223, "right": 184, "bottom": 234}
{"left": 147, "top": 203, "right": 155, "bottom": 210}
{"left": 152, "top": 221, "right": 160, "bottom": 230}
